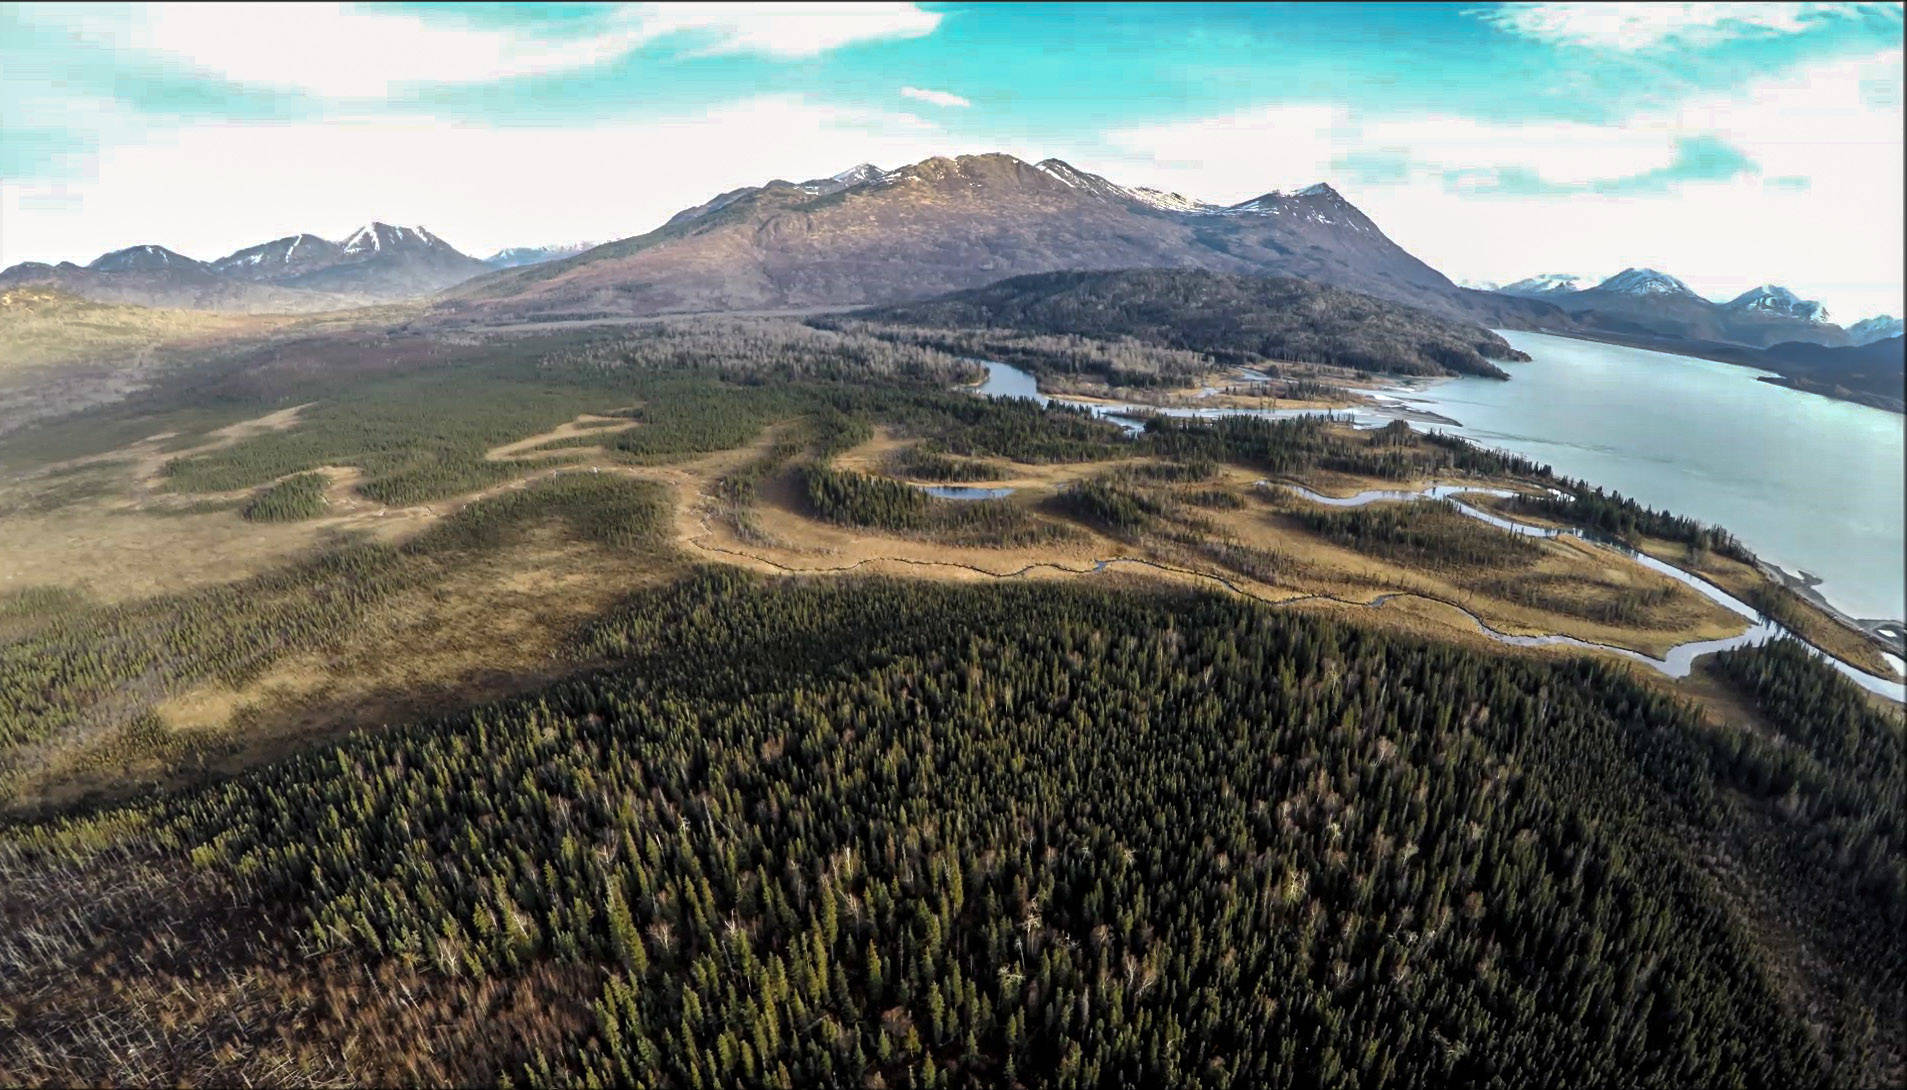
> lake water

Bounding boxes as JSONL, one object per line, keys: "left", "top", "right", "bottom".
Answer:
{"left": 919, "top": 485, "right": 1016, "bottom": 500}
{"left": 1388, "top": 332, "right": 1904, "bottom": 626}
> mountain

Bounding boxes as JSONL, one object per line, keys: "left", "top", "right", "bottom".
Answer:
{"left": 0, "top": 223, "right": 488, "bottom": 312}
{"left": 1505, "top": 268, "right": 1850, "bottom": 350}
{"left": 1748, "top": 336, "right": 1904, "bottom": 412}
{"left": 211, "top": 233, "right": 346, "bottom": 279}
{"left": 848, "top": 268, "right": 1528, "bottom": 379}
{"left": 1723, "top": 284, "right": 1829, "bottom": 325}
{"left": 482, "top": 243, "right": 600, "bottom": 270}
{"left": 1500, "top": 273, "right": 1587, "bottom": 296}
{"left": 0, "top": 245, "right": 336, "bottom": 312}
{"left": 444, "top": 153, "right": 1570, "bottom": 329}
{"left": 1848, "top": 315, "right": 1904, "bottom": 346}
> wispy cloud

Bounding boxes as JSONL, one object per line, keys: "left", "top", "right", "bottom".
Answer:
{"left": 647, "top": 3, "right": 943, "bottom": 60}
{"left": 14, "top": 2, "right": 946, "bottom": 99}
{"left": 1096, "top": 47, "right": 1903, "bottom": 317}
{"left": 1469, "top": 2, "right": 1900, "bottom": 51}
{"left": 900, "top": 86, "right": 971, "bottom": 108}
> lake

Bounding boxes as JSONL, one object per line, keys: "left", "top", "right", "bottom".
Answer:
{"left": 1390, "top": 331, "right": 1905, "bottom": 627}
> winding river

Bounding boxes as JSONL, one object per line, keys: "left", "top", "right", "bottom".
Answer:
{"left": 972, "top": 360, "right": 1906, "bottom": 701}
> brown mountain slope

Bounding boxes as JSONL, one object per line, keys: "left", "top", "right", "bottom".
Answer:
{"left": 443, "top": 153, "right": 1573, "bottom": 329}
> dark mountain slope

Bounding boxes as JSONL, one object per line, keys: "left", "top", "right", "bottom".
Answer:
{"left": 851, "top": 268, "right": 1528, "bottom": 378}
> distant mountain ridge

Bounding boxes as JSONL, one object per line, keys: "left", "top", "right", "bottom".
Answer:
{"left": 1847, "top": 315, "right": 1903, "bottom": 345}
{"left": 1492, "top": 267, "right": 1848, "bottom": 349}
{"left": 0, "top": 223, "right": 491, "bottom": 312}
{"left": 445, "top": 152, "right": 1567, "bottom": 330}
{"left": 482, "top": 243, "right": 601, "bottom": 270}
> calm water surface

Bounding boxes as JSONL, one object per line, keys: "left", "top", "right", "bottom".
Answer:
{"left": 1391, "top": 332, "right": 1905, "bottom": 625}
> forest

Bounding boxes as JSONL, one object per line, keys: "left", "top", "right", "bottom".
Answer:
{"left": 5, "top": 572, "right": 1898, "bottom": 1086}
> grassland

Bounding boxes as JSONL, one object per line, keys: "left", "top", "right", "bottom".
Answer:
{"left": 0, "top": 314, "right": 1857, "bottom": 821}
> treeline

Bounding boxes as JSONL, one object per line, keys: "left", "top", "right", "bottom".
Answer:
{"left": 1708, "top": 639, "right": 1905, "bottom": 923}
{"left": 1140, "top": 414, "right": 1552, "bottom": 484}
{"left": 821, "top": 321, "right": 1218, "bottom": 388}
{"left": 108, "top": 571, "right": 1842, "bottom": 1087}
{"left": 544, "top": 317, "right": 982, "bottom": 387}
{"left": 845, "top": 269, "right": 1529, "bottom": 380}
{"left": 240, "top": 471, "right": 328, "bottom": 522}
{"left": 890, "top": 445, "right": 1008, "bottom": 483}
{"left": 1507, "top": 484, "right": 1750, "bottom": 562}
{"left": 799, "top": 464, "right": 1056, "bottom": 548}
{"left": 1285, "top": 498, "right": 1539, "bottom": 571}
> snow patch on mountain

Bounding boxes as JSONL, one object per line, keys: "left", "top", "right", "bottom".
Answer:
{"left": 1725, "top": 284, "right": 1829, "bottom": 324}
{"left": 1594, "top": 268, "right": 1696, "bottom": 297}
{"left": 1846, "top": 315, "right": 1903, "bottom": 345}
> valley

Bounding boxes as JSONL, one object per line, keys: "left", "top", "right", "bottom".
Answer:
{"left": 0, "top": 72, "right": 1901, "bottom": 1086}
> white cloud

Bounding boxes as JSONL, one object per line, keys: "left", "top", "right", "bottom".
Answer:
{"left": 1106, "top": 104, "right": 1685, "bottom": 192}
{"left": 901, "top": 86, "right": 972, "bottom": 108}
{"left": 17, "top": 2, "right": 944, "bottom": 98}
{"left": 0, "top": 96, "right": 957, "bottom": 267}
{"left": 1095, "top": 48, "right": 1905, "bottom": 320}
{"left": 640, "top": 3, "right": 942, "bottom": 59}
{"left": 1470, "top": 2, "right": 1900, "bottom": 51}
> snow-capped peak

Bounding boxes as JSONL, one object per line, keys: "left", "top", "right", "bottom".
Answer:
{"left": 88, "top": 244, "right": 202, "bottom": 272}
{"left": 340, "top": 223, "right": 442, "bottom": 255}
{"left": 832, "top": 163, "right": 885, "bottom": 187}
{"left": 1725, "top": 284, "right": 1828, "bottom": 323}
{"left": 1500, "top": 273, "right": 1585, "bottom": 296}
{"left": 1122, "top": 186, "right": 1219, "bottom": 213}
{"left": 1294, "top": 182, "right": 1338, "bottom": 198}
{"left": 1846, "top": 315, "right": 1903, "bottom": 345}
{"left": 1595, "top": 268, "right": 1695, "bottom": 297}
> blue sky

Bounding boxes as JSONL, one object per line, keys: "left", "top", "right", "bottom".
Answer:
{"left": 2, "top": 2, "right": 1902, "bottom": 319}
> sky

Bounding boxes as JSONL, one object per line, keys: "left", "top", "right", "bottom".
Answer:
{"left": 1, "top": 2, "right": 1902, "bottom": 321}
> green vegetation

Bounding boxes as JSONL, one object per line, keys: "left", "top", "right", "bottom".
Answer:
{"left": 1285, "top": 498, "right": 1539, "bottom": 571}
{"left": 890, "top": 445, "right": 1009, "bottom": 482}
{"left": 241, "top": 472, "right": 329, "bottom": 522}
{"left": 0, "top": 474, "right": 669, "bottom": 800}
{"left": 800, "top": 464, "right": 1058, "bottom": 547}
{"left": 1709, "top": 639, "right": 1904, "bottom": 923}
{"left": 842, "top": 269, "right": 1528, "bottom": 381}
{"left": 2, "top": 308, "right": 1895, "bottom": 1087}
{"left": 4, "top": 573, "right": 1856, "bottom": 1086}
{"left": 1053, "top": 478, "right": 1170, "bottom": 536}
{"left": 1506, "top": 484, "right": 1750, "bottom": 563}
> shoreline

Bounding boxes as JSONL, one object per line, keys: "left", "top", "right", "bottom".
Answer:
{"left": 979, "top": 357, "right": 1905, "bottom": 666}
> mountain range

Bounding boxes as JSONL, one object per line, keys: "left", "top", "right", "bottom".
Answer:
{"left": 2, "top": 152, "right": 1889, "bottom": 366}
{"left": 0, "top": 223, "right": 497, "bottom": 312}
{"left": 1497, "top": 269, "right": 1849, "bottom": 349}
{"left": 442, "top": 153, "right": 1561, "bottom": 331}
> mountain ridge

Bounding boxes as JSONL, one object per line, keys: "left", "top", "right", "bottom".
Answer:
{"left": 444, "top": 152, "right": 1569, "bottom": 331}
{"left": 1, "top": 222, "right": 492, "bottom": 312}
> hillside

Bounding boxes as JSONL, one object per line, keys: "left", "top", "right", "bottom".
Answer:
{"left": 848, "top": 268, "right": 1528, "bottom": 379}
{"left": 443, "top": 153, "right": 1574, "bottom": 330}
{"left": 0, "top": 287, "right": 267, "bottom": 376}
